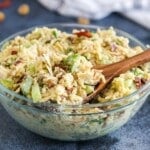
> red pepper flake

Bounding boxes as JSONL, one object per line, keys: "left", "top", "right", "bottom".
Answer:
{"left": 134, "top": 77, "right": 147, "bottom": 89}
{"left": 11, "top": 50, "right": 18, "bottom": 55}
{"left": 74, "top": 30, "right": 92, "bottom": 38}
{"left": 0, "top": 0, "right": 12, "bottom": 9}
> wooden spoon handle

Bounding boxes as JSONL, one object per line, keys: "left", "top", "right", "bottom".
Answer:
{"left": 84, "top": 49, "right": 150, "bottom": 103}
{"left": 94, "top": 49, "right": 150, "bottom": 78}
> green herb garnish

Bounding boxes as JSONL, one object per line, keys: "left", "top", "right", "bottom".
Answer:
{"left": 52, "top": 30, "right": 58, "bottom": 38}
{"left": 63, "top": 54, "right": 81, "bottom": 72}
{"left": 89, "top": 118, "right": 104, "bottom": 125}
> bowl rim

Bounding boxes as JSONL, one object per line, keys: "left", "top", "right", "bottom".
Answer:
{"left": 0, "top": 23, "right": 150, "bottom": 113}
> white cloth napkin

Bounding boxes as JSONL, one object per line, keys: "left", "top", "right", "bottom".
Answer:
{"left": 38, "top": 0, "right": 150, "bottom": 29}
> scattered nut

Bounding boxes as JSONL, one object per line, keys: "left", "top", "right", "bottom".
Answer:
{"left": 18, "top": 4, "right": 30, "bottom": 16}
{"left": 77, "top": 17, "right": 90, "bottom": 25}
{"left": 0, "top": 11, "right": 5, "bottom": 23}
{"left": 74, "top": 30, "right": 92, "bottom": 38}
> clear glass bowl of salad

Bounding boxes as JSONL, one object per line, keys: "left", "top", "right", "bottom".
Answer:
{"left": 0, "top": 24, "right": 150, "bottom": 141}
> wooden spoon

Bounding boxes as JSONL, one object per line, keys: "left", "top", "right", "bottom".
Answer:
{"left": 83, "top": 49, "right": 150, "bottom": 104}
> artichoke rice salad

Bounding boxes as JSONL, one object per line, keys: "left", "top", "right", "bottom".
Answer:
{"left": 0, "top": 26, "right": 150, "bottom": 140}
{"left": 0, "top": 27, "right": 149, "bottom": 105}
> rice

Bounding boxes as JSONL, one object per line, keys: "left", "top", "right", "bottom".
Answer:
{"left": 0, "top": 27, "right": 149, "bottom": 105}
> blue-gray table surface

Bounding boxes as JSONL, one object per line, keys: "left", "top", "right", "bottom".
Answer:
{"left": 0, "top": 0, "right": 150, "bottom": 150}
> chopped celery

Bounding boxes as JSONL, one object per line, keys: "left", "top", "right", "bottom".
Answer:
{"left": 114, "top": 103, "right": 122, "bottom": 107}
{"left": 115, "top": 38, "right": 123, "bottom": 45}
{"left": 133, "top": 68, "right": 143, "bottom": 76}
{"left": 63, "top": 54, "right": 81, "bottom": 72}
{"left": 21, "top": 76, "right": 33, "bottom": 95}
{"left": 52, "top": 30, "right": 58, "bottom": 38}
{"left": 31, "top": 81, "right": 41, "bottom": 102}
{"left": 124, "top": 79, "right": 133, "bottom": 88}
{"left": 27, "top": 64, "right": 37, "bottom": 75}
{"left": 0, "top": 79, "right": 13, "bottom": 89}
{"left": 30, "top": 32, "right": 41, "bottom": 40}
{"left": 89, "top": 118, "right": 104, "bottom": 125}
{"left": 85, "top": 85, "right": 94, "bottom": 94}
{"left": 23, "top": 42, "right": 31, "bottom": 48}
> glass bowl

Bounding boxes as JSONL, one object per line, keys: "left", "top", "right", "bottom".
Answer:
{"left": 0, "top": 24, "right": 150, "bottom": 141}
